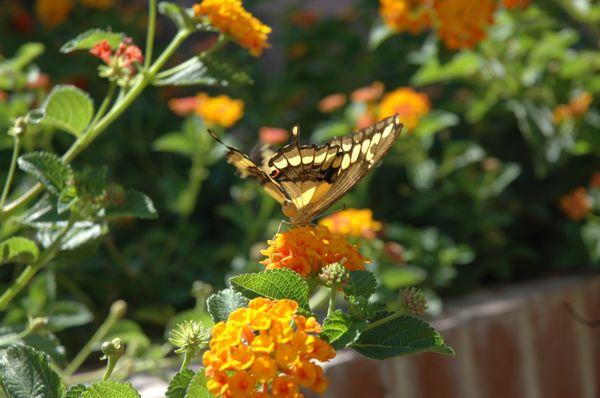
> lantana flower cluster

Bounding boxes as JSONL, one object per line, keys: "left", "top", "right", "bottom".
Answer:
{"left": 203, "top": 298, "right": 335, "bottom": 398}
{"left": 194, "top": 0, "right": 271, "bottom": 57}
{"left": 319, "top": 209, "right": 383, "bottom": 240}
{"left": 553, "top": 92, "right": 594, "bottom": 124}
{"left": 168, "top": 93, "right": 245, "bottom": 128}
{"left": 260, "top": 225, "right": 368, "bottom": 277}
{"left": 90, "top": 39, "right": 143, "bottom": 84}
{"left": 379, "top": 0, "right": 529, "bottom": 50}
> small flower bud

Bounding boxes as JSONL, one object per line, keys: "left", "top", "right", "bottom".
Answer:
{"left": 100, "top": 337, "right": 125, "bottom": 360}
{"left": 399, "top": 287, "right": 427, "bottom": 316}
{"left": 319, "top": 261, "right": 349, "bottom": 288}
{"left": 8, "top": 116, "right": 27, "bottom": 137}
{"left": 27, "top": 317, "right": 48, "bottom": 333}
{"left": 169, "top": 320, "right": 210, "bottom": 355}
{"left": 110, "top": 300, "right": 127, "bottom": 318}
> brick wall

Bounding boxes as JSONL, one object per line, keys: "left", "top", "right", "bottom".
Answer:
{"left": 312, "top": 275, "right": 600, "bottom": 398}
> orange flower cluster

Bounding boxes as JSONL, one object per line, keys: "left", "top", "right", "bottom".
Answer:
{"left": 35, "top": 0, "right": 73, "bottom": 29}
{"left": 560, "top": 187, "right": 592, "bottom": 221}
{"left": 203, "top": 298, "right": 335, "bottom": 398}
{"left": 319, "top": 209, "right": 383, "bottom": 240}
{"left": 434, "top": 0, "right": 497, "bottom": 50}
{"left": 196, "top": 93, "right": 245, "bottom": 128}
{"left": 553, "top": 92, "right": 593, "bottom": 124}
{"left": 318, "top": 94, "right": 347, "bottom": 113}
{"left": 502, "top": 0, "right": 530, "bottom": 9}
{"left": 379, "top": 0, "right": 433, "bottom": 34}
{"left": 351, "top": 81, "right": 385, "bottom": 103}
{"left": 90, "top": 39, "right": 143, "bottom": 74}
{"left": 379, "top": 87, "right": 430, "bottom": 131}
{"left": 193, "top": 0, "right": 271, "bottom": 57}
{"left": 260, "top": 225, "right": 368, "bottom": 277}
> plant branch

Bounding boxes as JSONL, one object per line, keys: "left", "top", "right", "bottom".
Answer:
{"left": 144, "top": 0, "right": 158, "bottom": 70}
{"left": 0, "top": 135, "right": 21, "bottom": 208}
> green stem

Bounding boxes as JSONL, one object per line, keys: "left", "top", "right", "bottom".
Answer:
{"left": 0, "top": 135, "right": 21, "bottom": 208}
{"left": 144, "top": 0, "right": 158, "bottom": 70}
{"left": 327, "top": 288, "right": 337, "bottom": 317}
{"left": 180, "top": 351, "right": 192, "bottom": 371}
{"left": 90, "top": 82, "right": 117, "bottom": 127}
{"left": 0, "top": 29, "right": 191, "bottom": 220}
{"left": 102, "top": 357, "right": 118, "bottom": 381}
{"left": 366, "top": 309, "right": 406, "bottom": 330}
{"left": 62, "top": 301, "right": 127, "bottom": 378}
{"left": 0, "top": 219, "right": 74, "bottom": 310}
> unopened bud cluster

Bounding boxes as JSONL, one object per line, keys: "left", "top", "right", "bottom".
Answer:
{"left": 399, "top": 287, "right": 427, "bottom": 316}
{"left": 90, "top": 38, "right": 143, "bottom": 86}
{"left": 319, "top": 261, "right": 349, "bottom": 288}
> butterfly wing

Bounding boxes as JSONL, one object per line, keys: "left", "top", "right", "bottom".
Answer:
{"left": 207, "top": 130, "right": 289, "bottom": 204}
{"left": 269, "top": 115, "right": 403, "bottom": 223}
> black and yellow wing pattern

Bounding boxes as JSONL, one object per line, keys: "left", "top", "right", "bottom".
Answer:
{"left": 208, "top": 114, "right": 403, "bottom": 225}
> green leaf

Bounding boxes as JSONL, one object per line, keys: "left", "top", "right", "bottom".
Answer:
{"left": 0, "top": 345, "right": 61, "bottom": 398}
{"left": 166, "top": 369, "right": 194, "bottom": 398}
{"left": 320, "top": 311, "right": 367, "bottom": 350}
{"left": 46, "top": 301, "right": 93, "bottom": 331}
{"left": 18, "top": 152, "right": 73, "bottom": 196}
{"left": 351, "top": 315, "right": 454, "bottom": 359}
{"left": 184, "top": 370, "right": 213, "bottom": 398}
{"left": 0, "top": 237, "right": 39, "bottom": 266}
{"left": 62, "top": 384, "right": 87, "bottom": 398}
{"left": 22, "top": 333, "right": 67, "bottom": 368}
{"left": 231, "top": 269, "right": 310, "bottom": 313}
{"left": 4, "top": 43, "right": 45, "bottom": 71}
{"left": 81, "top": 381, "right": 140, "bottom": 398}
{"left": 103, "top": 189, "right": 158, "bottom": 220}
{"left": 412, "top": 52, "right": 482, "bottom": 86}
{"left": 368, "top": 21, "right": 396, "bottom": 50}
{"left": 206, "top": 289, "right": 249, "bottom": 323}
{"left": 154, "top": 56, "right": 252, "bottom": 87}
{"left": 28, "top": 85, "right": 94, "bottom": 137}
{"left": 61, "top": 29, "right": 124, "bottom": 53}
{"left": 413, "top": 110, "right": 459, "bottom": 137}
{"left": 344, "top": 270, "right": 377, "bottom": 298}
{"left": 158, "top": 2, "right": 211, "bottom": 31}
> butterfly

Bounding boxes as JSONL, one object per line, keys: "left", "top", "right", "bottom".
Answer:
{"left": 208, "top": 114, "right": 403, "bottom": 226}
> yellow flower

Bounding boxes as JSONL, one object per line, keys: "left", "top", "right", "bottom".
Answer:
{"left": 203, "top": 297, "right": 335, "bottom": 397}
{"left": 319, "top": 208, "right": 383, "bottom": 239}
{"left": 560, "top": 187, "right": 592, "bottom": 221}
{"left": 35, "top": 0, "right": 73, "bottom": 29}
{"left": 193, "top": 0, "right": 271, "bottom": 56}
{"left": 379, "top": 0, "right": 433, "bottom": 34}
{"left": 81, "top": 0, "right": 116, "bottom": 9}
{"left": 434, "top": 0, "right": 497, "bottom": 50}
{"left": 260, "top": 225, "right": 368, "bottom": 277}
{"left": 195, "top": 93, "right": 244, "bottom": 128}
{"left": 379, "top": 87, "right": 430, "bottom": 131}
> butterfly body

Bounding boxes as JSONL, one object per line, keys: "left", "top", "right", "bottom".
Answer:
{"left": 209, "top": 114, "right": 403, "bottom": 226}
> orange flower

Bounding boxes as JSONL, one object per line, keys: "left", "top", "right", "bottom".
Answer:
{"left": 194, "top": 0, "right": 271, "bottom": 56}
{"left": 590, "top": 172, "right": 600, "bottom": 188}
{"left": 351, "top": 82, "right": 385, "bottom": 103}
{"left": 502, "top": 0, "right": 530, "bottom": 9}
{"left": 379, "top": 0, "right": 434, "bottom": 34}
{"left": 259, "top": 127, "right": 289, "bottom": 144}
{"left": 169, "top": 96, "right": 200, "bottom": 117}
{"left": 379, "top": 87, "right": 430, "bottom": 131}
{"left": 195, "top": 93, "right": 244, "bottom": 128}
{"left": 434, "top": 0, "right": 496, "bottom": 50}
{"left": 553, "top": 92, "right": 593, "bottom": 123}
{"left": 319, "top": 208, "right": 383, "bottom": 240}
{"left": 560, "top": 187, "right": 592, "bottom": 221}
{"left": 203, "top": 298, "right": 335, "bottom": 397}
{"left": 260, "top": 225, "right": 368, "bottom": 277}
{"left": 318, "top": 93, "right": 347, "bottom": 113}
{"left": 35, "top": 0, "right": 73, "bottom": 29}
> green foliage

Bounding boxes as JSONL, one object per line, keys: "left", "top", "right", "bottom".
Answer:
{"left": 80, "top": 381, "right": 140, "bottom": 398}
{"left": 158, "top": 2, "right": 210, "bottom": 32}
{"left": 321, "top": 311, "right": 367, "bottom": 350}
{"left": 60, "top": 29, "right": 125, "bottom": 53}
{"left": 352, "top": 315, "right": 454, "bottom": 359}
{"left": 0, "top": 237, "right": 39, "bottom": 265}
{"left": 28, "top": 85, "right": 94, "bottom": 137}
{"left": 154, "top": 56, "right": 252, "bottom": 87}
{"left": 62, "top": 384, "right": 87, "bottom": 398}
{"left": 103, "top": 189, "right": 158, "bottom": 220}
{"left": 343, "top": 270, "right": 377, "bottom": 298}
{"left": 206, "top": 288, "right": 249, "bottom": 323}
{"left": 166, "top": 369, "right": 194, "bottom": 398}
{"left": 0, "top": 345, "right": 62, "bottom": 398}
{"left": 0, "top": 43, "right": 44, "bottom": 90}
{"left": 18, "top": 152, "right": 73, "bottom": 196}
{"left": 231, "top": 269, "right": 311, "bottom": 313}
{"left": 184, "top": 371, "right": 213, "bottom": 398}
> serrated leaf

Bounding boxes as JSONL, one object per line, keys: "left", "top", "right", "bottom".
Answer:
{"left": 154, "top": 56, "right": 252, "bottom": 87}
{"left": 166, "top": 369, "right": 194, "bottom": 398}
{"left": 28, "top": 85, "right": 94, "bottom": 137}
{"left": 81, "top": 381, "right": 140, "bottom": 398}
{"left": 57, "top": 186, "right": 78, "bottom": 214}
{"left": 0, "top": 345, "right": 61, "bottom": 398}
{"left": 0, "top": 237, "right": 39, "bottom": 266}
{"left": 231, "top": 269, "right": 310, "bottom": 313}
{"left": 320, "top": 311, "right": 367, "bottom": 350}
{"left": 351, "top": 315, "right": 454, "bottom": 360}
{"left": 344, "top": 270, "right": 377, "bottom": 298}
{"left": 184, "top": 370, "right": 213, "bottom": 398}
{"left": 103, "top": 189, "right": 157, "bottom": 220}
{"left": 62, "top": 384, "right": 87, "bottom": 398}
{"left": 18, "top": 152, "right": 73, "bottom": 196}
{"left": 61, "top": 29, "right": 124, "bottom": 53}
{"left": 206, "top": 289, "right": 249, "bottom": 323}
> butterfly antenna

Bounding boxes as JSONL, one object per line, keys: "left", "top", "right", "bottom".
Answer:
{"left": 207, "top": 129, "right": 226, "bottom": 146}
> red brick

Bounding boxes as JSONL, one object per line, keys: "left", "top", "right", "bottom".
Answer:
{"left": 529, "top": 289, "right": 583, "bottom": 398}
{"left": 471, "top": 315, "right": 525, "bottom": 398}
